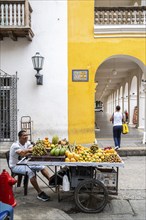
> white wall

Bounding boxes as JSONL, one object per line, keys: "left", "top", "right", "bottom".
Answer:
{"left": 0, "top": 0, "right": 68, "bottom": 141}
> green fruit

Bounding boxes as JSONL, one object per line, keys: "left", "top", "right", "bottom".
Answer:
{"left": 60, "top": 148, "right": 66, "bottom": 156}
{"left": 54, "top": 148, "right": 60, "bottom": 156}
{"left": 52, "top": 135, "right": 59, "bottom": 145}
{"left": 50, "top": 148, "right": 56, "bottom": 156}
{"left": 51, "top": 144, "right": 55, "bottom": 148}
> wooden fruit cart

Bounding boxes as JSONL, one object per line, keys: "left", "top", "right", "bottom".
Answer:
{"left": 23, "top": 158, "right": 124, "bottom": 213}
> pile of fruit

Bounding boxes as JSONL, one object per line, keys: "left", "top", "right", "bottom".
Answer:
{"left": 32, "top": 139, "right": 48, "bottom": 156}
{"left": 65, "top": 145, "right": 122, "bottom": 163}
{"left": 42, "top": 137, "right": 51, "bottom": 148}
{"left": 32, "top": 135, "right": 69, "bottom": 156}
{"left": 50, "top": 146, "right": 67, "bottom": 156}
{"left": 31, "top": 136, "right": 122, "bottom": 163}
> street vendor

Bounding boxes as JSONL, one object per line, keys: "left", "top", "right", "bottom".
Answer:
{"left": 9, "top": 130, "right": 51, "bottom": 202}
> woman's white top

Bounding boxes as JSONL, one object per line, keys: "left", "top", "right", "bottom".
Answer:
{"left": 113, "top": 112, "right": 123, "bottom": 126}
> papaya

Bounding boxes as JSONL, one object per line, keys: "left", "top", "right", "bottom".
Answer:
{"left": 50, "top": 148, "right": 56, "bottom": 156}
{"left": 54, "top": 148, "right": 60, "bottom": 156}
{"left": 60, "top": 148, "right": 66, "bottom": 156}
{"left": 52, "top": 135, "right": 59, "bottom": 145}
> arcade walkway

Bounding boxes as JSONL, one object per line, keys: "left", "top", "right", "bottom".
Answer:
{"left": 95, "top": 112, "right": 145, "bottom": 148}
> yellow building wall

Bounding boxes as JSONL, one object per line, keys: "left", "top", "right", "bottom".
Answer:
{"left": 68, "top": 0, "right": 146, "bottom": 144}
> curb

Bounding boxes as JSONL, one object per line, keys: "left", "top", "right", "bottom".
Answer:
{"left": 118, "top": 149, "right": 146, "bottom": 157}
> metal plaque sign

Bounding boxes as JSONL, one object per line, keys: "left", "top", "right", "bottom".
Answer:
{"left": 72, "top": 70, "right": 89, "bottom": 82}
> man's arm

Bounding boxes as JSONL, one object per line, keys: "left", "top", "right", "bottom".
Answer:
{"left": 16, "top": 148, "right": 33, "bottom": 157}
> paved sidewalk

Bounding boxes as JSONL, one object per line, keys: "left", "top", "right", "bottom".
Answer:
{"left": 0, "top": 156, "right": 145, "bottom": 220}
{"left": 94, "top": 112, "right": 146, "bottom": 156}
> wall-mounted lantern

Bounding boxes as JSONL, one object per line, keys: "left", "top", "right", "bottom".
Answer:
{"left": 32, "top": 52, "right": 44, "bottom": 85}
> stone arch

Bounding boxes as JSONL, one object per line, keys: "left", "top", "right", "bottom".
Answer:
{"left": 104, "top": 54, "right": 145, "bottom": 74}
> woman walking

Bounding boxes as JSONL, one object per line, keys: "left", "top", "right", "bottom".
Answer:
{"left": 110, "top": 105, "right": 124, "bottom": 150}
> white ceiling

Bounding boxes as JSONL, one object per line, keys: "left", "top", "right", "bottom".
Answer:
{"left": 94, "top": 0, "right": 141, "bottom": 7}
{"left": 95, "top": 58, "right": 139, "bottom": 101}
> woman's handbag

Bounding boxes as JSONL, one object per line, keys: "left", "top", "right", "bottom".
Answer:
{"left": 122, "top": 123, "right": 129, "bottom": 134}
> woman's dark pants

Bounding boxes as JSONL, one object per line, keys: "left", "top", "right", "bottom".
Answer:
{"left": 113, "top": 125, "right": 122, "bottom": 147}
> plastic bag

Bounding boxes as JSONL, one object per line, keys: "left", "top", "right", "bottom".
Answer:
{"left": 122, "top": 123, "right": 129, "bottom": 134}
{"left": 62, "top": 175, "right": 70, "bottom": 191}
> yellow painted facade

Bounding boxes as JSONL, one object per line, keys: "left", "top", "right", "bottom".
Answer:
{"left": 68, "top": 0, "right": 146, "bottom": 144}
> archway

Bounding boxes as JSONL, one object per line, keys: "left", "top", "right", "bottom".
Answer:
{"left": 94, "top": 55, "right": 145, "bottom": 137}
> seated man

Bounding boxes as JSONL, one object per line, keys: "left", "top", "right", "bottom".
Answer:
{"left": 9, "top": 130, "right": 50, "bottom": 202}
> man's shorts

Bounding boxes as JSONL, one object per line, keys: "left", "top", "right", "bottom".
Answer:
{"left": 11, "top": 165, "right": 45, "bottom": 179}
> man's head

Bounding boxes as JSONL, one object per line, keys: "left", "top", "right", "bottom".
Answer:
{"left": 18, "top": 130, "right": 28, "bottom": 144}
{"left": 116, "top": 105, "right": 120, "bottom": 111}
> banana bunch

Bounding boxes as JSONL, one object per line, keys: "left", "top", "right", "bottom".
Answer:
{"left": 32, "top": 142, "right": 47, "bottom": 156}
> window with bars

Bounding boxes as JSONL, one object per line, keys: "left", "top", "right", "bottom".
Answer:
{"left": 0, "top": 72, "right": 17, "bottom": 142}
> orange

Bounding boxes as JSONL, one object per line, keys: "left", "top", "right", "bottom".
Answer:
{"left": 65, "top": 158, "right": 70, "bottom": 162}
{"left": 70, "top": 158, "right": 76, "bottom": 162}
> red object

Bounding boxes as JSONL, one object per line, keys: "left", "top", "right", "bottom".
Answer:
{"left": 104, "top": 146, "right": 112, "bottom": 150}
{"left": 0, "top": 169, "right": 17, "bottom": 207}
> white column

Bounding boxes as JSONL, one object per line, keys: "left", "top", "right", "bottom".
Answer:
{"left": 139, "top": 91, "right": 144, "bottom": 128}
{"left": 142, "top": 80, "right": 146, "bottom": 144}
{"left": 124, "top": 96, "right": 128, "bottom": 112}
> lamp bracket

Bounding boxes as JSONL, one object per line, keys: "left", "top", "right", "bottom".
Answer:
{"left": 35, "top": 73, "right": 43, "bottom": 85}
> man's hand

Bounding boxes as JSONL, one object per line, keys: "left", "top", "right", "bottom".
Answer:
{"left": 17, "top": 148, "right": 33, "bottom": 157}
{"left": 28, "top": 148, "right": 33, "bottom": 154}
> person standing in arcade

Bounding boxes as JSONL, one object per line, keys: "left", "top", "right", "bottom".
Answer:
{"left": 110, "top": 105, "right": 125, "bottom": 150}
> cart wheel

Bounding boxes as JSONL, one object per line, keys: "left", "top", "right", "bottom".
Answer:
{"left": 74, "top": 179, "right": 108, "bottom": 213}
